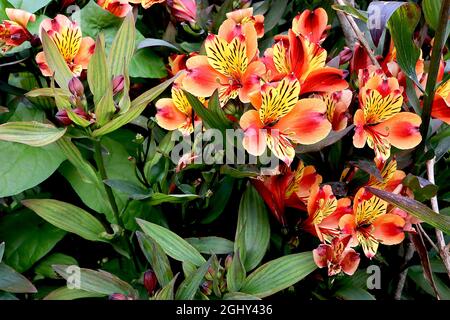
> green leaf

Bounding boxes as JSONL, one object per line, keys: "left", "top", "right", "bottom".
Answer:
{"left": 35, "top": 253, "right": 78, "bottom": 279}
{"left": 53, "top": 265, "right": 138, "bottom": 298}
{"left": 422, "top": 0, "right": 442, "bottom": 31}
{"left": 409, "top": 265, "right": 450, "bottom": 299}
{"left": 129, "top": 49, "right": 167, "bottom": 78}
{"left": 402, "top": 174, "right": 438, "bottom": 202}
{"left": 147, "top": 193, "right": 199, "bottom": 205}
{"left": 332, "top": 4, "right": 368, "bottom": 22}
{"left": 66, "top": 108, "right": 92, "bottom": 128}
{"left": 22, "top": 199, "right": 111, "bottom": 242}
{"left": 240, "top": 252, "right": 317, "bottom": 298}
{"left": 108, "top": 13, "right": 135, "bottom": 77}
{"left": 201, "top": 176, "right": 235, "bottom": 224}
{"left": 222, "top": 292, "right": 261, "bottom": 300}
{"left": 334, "top": 287, "right": 376, "bottom": 300}
{"left": 387, "top": 3, "right": 422, "bottom": 88}
{"left": 349, "top": 159, "right": 383, "bottom": 182}
{"left": 367, "top": 1, "right": 406, "bottom": 47}
{"left": 104, "top": 179, "right": 151, "bottom": 200}
{"left": 137, "top": 219, "right": 206, "bottom": 266}
{"left": 366, "top": 187, "right": 450, "bottom": 234}
{"left": 0, "top": 262, "right": 37, "bottom": 293}
{"left": 0, "top": 121, "right": 66, "bottom": 147}
{"left": 220, "top": 165, "right": 259, "bottom": 178}
{"left": 89, "top": 35, "right": 115, "bottom": 126}
{"left": 136, "top": 231, "right": 173, "bottom": 287}
{"left": 0, "top": 242, "right": 4, "bottom": 263}
{"left": 92, "top": 75, "right": 177, "bottom": 136}
{"left": 185, "top": 237, "right": 234, "bottom": 255}
{"left": 41, "top": 30, "right": 73, "bottom": 88}
{"left": 137, "top": 38, "right": 180, "bottom": 52}
{"left": 264, "top": 0, "right": 288, "bottom": 32}
{"left": 26, "top": 88, "right": 71, "bottom": 99}
{"left": 44, "top": 287, "right": 105, "bottom": 300}
{"left": 175, "top": 258, "right": 211, "bottom": 300}
{"left": 227, "top": 250, "right": 246, "bottom": 293}
{"left": 154, "top": 274, "right": 178, "bottom": 300}
{"left": 0, "top": 141, "right": 65, "bottom": 197}
{"left": 0, "top": 210, "right": 66, "bottom": 272}
{"left": 9, "top": 0, "right": 51, "bottom": 13}
{"left": 235, "top": 185, "right": 270, "bottom": 271}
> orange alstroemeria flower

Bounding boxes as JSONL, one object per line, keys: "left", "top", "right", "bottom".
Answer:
{"left": 313, "top": 235, "right": 360, "bottom": 276}
{"left": 36, "top": 15, "right": 95, "bottom": 77}
{"left": 318, "top": 89, "right": 352, "bottom": 131}
{"left": 155, "top": 83, "right": 203, "bottom": 135}
{"left": 262, "top": 29, "right": 348, "bottom": 94}
{"left": 353, "top": 69, "right": 422, "bottom": 160}
{"left": 431, "top": 78, "right": 450, "bottom": 124}
{"left": 292, "top": 7, "right": 330, "bottom": 44}
{"left": 182, "top": 19, "right": 263, "bottom": 104}
{"left": 339, "top": 188, "right": 406, "bottom": 259}
{"left": 252, "top": 161, "right": 322, "bottom": 225}
{"left": 129, "top": 0, "right": 165, "bottom": 9}
{"left": 0, "top": 8, "right": 35, "bottom": 52}
{"left": 303, "top": 184, "right": 352, "bottom": 241}
{"left": 367, "top": 158, "right": 405, "bottom": 192}
{"left": 240, "top": 76, "right": 331, "bottom": 164}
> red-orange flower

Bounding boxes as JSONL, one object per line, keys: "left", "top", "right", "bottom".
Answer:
{"left": 240, "top": 75, "right": 331, "bottom": 164}
{"left": 339, "top": 188, "right": 406, "bottom": 258}
{"left": 313, "top": 235, "right": 360, "bottom": 276}
{"left": 431, "top": 78, "right": 450, "bottom": 124}
{"left": 225, "top": 8, "right": 264, "bottom": 38}
{"left": 353, "top": 69, "right": 422, "bottom": 160}
{"left": 167, "top": 0, "right": 197, "bottom": 24}
{"left": 292, "top": 7, "right": 330, "bottom": 44}
{"left": 182, "top": 23, "right": 264, "bottom": 104}
{"left": 318, "top": 89, "right": 352, "bottom": 131}
{"left": 0, "top": 8, "right": 35, "bottom": 52}
{"left": 98, "top": 0, "right": 133, "bottom": 17}
{"left": 36, "top": 15, "right": 95, "bottom": 77}
{"left": 129, "top": 0, "right": 165, "bottom": 9}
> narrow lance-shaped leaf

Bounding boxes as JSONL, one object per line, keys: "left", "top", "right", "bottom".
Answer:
{"left": 154, "top": 274, "right": 179, "bottom": 300}
{"left": 0, "top": 263, "right": 37, "bottom": 293}
{"left": 0, "top": 121, "right": 66, "bottom": 147}
{"left": 136, "top": 219, "right": 206, "bottom": 266}
{"left": 44, "top": 287, "right": 105, "bottom": 300}
{"left": 92, "top": 74, "right": 178, "bottom": 137}
{"left": 53, "top": 265, "right": 138, "bottom": 298}
{"left": 185, "top": 237, "right": 234, "bottom": 255}
{"left": 22, "top": 199, "right": 111, "bottom": 242}
{"left": 136, "top": 231, "right": 173, "bottom": 287}
{"left": 366, "top": 187, "right": 450, "bottom": 234}
{"left": 109, "top": 13, "right": 136, "bottom": 77}
{"left": 41, "top": 30, "right": 73, "bottom": 88}
{"left": 227, "top": 250, "right": 246, "bottom": 293}
{"left": 175, "top": 257, "right": 212, "bottom": 300}
{"left": 241, "top": 252, "right": 317, "bottom": 298}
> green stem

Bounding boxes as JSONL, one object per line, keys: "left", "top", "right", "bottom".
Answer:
{"left": 419, "top": 0, "right": 450, "bottom": 148}
{"left": 93, "top": 139, "right": 121, "bottom": 228}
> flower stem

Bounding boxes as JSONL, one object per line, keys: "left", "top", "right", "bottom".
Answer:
{"left": 93, "top": 139, "right": 121, "bottom": 228}
{"left": 419, "top": 0, "right": 450, "bottom": 146}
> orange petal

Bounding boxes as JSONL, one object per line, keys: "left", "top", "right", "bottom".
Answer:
{"left": 378, "top": 112, "right": 422, "bottom": 150}
{"left": 300, "top": 67, "right": 348, "bottom": 94}
{"left": 288, "top": 30, "right": 309, "bottom": 80}
{"left": 352, "top": 109, "right": 367, "bottom": 148}
{"left": 340, "top": 249, "right": 360, "bottom": 275}
{"left": 431, "top": 95, "right": 450, "bottom": 125}
{"left": 35, "top": 51, "right": 52, "bottom": 77}
{"left": 239, "top": 61, "right": 265, "bottom": 103}
{"left": 292, "top": 8, "right": 329, "bottom": 43}
{"left": 240, "top": 110, "right": 266, "bottom": 156}
{"left": 274, "top": 98, "right": 331, "bottom": 145}
{"left": 183, "top": 55, "right": 226, "bottom": 97}
{"left": 372, "top": 214, "right": 405, "bottom": 245}
{"left": 6, "top": 8, "right": 35, "bottom": 27}
{"left": 313, "top": 244, "right": 332, "bottom": 268}
{"left": 73, "top": 37, "right": 95, "bottom": 69}
{"left": 155, "top": 98, "right": 189, "bottom": 131}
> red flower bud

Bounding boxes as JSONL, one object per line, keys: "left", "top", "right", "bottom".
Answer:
{"left": 55, "top": 109, "right": 72, "bottom": 126}
{"left": 73, "top": 107, "right": 88, "bottom": 119}
{"left": 68, "top": 77, "right": 84, "bottom": 97}
{"left": 339, "top": 46, "right": 352, "bottom": 65}
{"left": 143, "top": 270, "right": 158, "bottom": 295}
{"left": 112, "top": 75, "right": 125, "bottom": 95}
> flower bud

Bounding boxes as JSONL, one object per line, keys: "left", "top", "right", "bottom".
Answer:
{"left": 68, "top": 77, "right": 84, "bottom": 97}
{"left": 225, "top": 254, "right": 233, "bottom": 270}
{"left": 55, "top": 109, "right": 72, "bottom": 126}
{"left": 143, "top": 270, "right": 158, "bottom": 295}
{"left": 338, "top": 46, "right": 352, "bottom": 65}
{"left": 112, "top": 75, "right": 125, "bottom": 95}
{"left": 200, "top": 281, "right": 212, "bottom": 295}
{"left": 73, "top": 107, "right": 88, "bottom": 119}
{"left": 108, "top": 293, "right": 132, "bottom": 300}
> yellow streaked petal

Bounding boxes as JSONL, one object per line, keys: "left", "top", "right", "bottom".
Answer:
{"left": 228, "top": 35, "right": 248, "bottom": 75}
{"left": 52, "top": 25, "right": 82, "bottom": 61}
{"left": 273, "top": 42, "right": 290, "bottom": 75}
{"left": 205, "top": 35, "right": 231, "bottom": 76}
{"left": 356, "top": 195, "right": 387, "bottom": 226}
{"left": 259, "top": 76, "right": 300, "bottom": 125}
{"left": 171, "top": 87, "right": 192, "bottom": 115}
{"left": 266, "top": 132, "right": 295, "bottom": 165}
{"left": 363, "top": 89, "right": 402, "bottom": 123}
{"left": 357, "top": 231, "right": 379, "bottom": 259}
